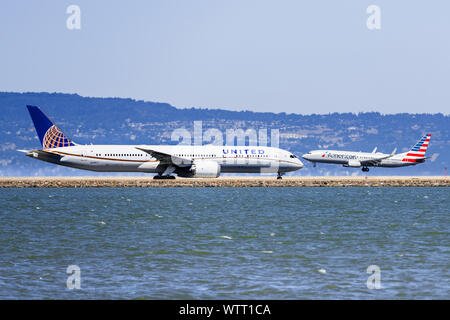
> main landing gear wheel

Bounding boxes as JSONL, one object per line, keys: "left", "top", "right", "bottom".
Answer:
{"left": 153, "top": 175, "right": 176, "bottom": 180}
{"left": 362, "top": 167, "right": 370, "bottom": 172}
{"left": 277, "top": 173, "right": 283, "bottom": 180}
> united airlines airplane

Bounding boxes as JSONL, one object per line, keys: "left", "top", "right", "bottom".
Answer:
{"left": 302, "top": 134, "right": 431, "bottom": 172}
{"left": 21, "top": 105, "right": 303, "bottom": 179}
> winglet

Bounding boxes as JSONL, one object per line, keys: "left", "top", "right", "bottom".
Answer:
{"left": 391, "top": 148, "right": 397, "bottom": 155}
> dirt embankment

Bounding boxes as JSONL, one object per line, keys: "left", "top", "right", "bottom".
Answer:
{"left": 0, "top": 176, "right": 448, "bottom": 188}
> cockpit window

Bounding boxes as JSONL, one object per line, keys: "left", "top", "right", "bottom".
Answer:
{"left": 290, "top": 154, "right": 297, "bottom": 158}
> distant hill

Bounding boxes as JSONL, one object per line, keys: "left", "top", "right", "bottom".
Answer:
{"left": 0, "top": 92, "right": 448, "bottom": 176}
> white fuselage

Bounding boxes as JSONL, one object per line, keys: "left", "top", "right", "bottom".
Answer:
{"left": 29, "top": 144, "right": 303, "bottom": 174}
{"left": 302, "top": 150, "right": 414, "bottom": 168}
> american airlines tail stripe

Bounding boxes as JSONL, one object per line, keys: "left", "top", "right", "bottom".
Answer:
{"left": 406, "top": 153, "right": 425, "bottom": 157}
{"left": 412, "top": 137, "right": 430, "bottom": 150}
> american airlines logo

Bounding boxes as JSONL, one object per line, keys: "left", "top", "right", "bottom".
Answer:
{"left": 327, "top": 153, "right": 358, "bottom": 160}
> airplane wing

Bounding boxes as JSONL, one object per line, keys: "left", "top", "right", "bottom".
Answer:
{"left": 360, "top": 156, "right": 390, "bottom": 166}
{"left": 360, "top": 148, "right": 397, "bottom": 166}
{"left": 135, "top": 147, "right": 192, "bottom": 167}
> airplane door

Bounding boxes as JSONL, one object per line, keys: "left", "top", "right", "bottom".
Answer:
{"left": 79, "top": 147, "right": 89, "bottom": 164}
{"left": 88, "top": 147, "right": 98, "bottom": 165}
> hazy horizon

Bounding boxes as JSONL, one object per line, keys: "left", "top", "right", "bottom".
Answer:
{"left": 1, "top": 1, "right": 449, "bottom": 115}
{"left": 3, "top": 90, "right": 449, "bottom": 116}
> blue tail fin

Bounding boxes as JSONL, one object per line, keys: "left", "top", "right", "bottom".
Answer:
{"left": 26, "top": 105, "right": 75, "bottom": 149}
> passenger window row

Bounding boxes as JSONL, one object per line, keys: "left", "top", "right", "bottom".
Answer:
{"left": 95, "top": 154, "right": 147, "bottom": 157}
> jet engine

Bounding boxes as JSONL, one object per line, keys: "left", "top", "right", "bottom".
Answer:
{"left": 343, "top": 160, "right": 361, "bottom": 168}
{"left": 184, "top": 160, "right": 221, "bottom": 178}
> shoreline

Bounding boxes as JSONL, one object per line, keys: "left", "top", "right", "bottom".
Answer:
{"left": 0, "top": 176, "right": 448, "bottom": 187}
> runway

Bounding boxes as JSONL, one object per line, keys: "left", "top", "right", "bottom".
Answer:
{"left": 0, "top": 176, "right": 448, "bottom": 187}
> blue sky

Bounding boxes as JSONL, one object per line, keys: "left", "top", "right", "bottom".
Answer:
{"left": 1, "top": 1, "right": 449, "bottom": 114}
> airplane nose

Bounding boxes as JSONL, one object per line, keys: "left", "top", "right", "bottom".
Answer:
{"left": 296, "top": 159, "right": 304, "bottom": 169}
{"left": 302, "top": 153, "right": 311, "bottom": 160}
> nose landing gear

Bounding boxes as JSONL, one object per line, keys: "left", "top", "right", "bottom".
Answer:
{"left": 362, "top": 167, "right": 370, "bottom": 172}
{"left": 277, "top": 172, "right": 284, "bottom": 180}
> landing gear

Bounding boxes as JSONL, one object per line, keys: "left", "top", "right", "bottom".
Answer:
{"left": 362, "top": 167, "right": 370, "bottom": 172}
{"left": 277, "top": 172, "right": 284, "bottom": 180}
{"left": 153, "top": 174, "right": 176, "bottom": 180}
{"left": 154, "top": 166, "right": 176, "bottom": 179}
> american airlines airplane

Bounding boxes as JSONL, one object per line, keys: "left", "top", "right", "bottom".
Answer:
{"left": 302, "top": 134, "right": 431, "bottom": 172}
{"left": 21, "top": 105, "right": 303, "bottom": 179}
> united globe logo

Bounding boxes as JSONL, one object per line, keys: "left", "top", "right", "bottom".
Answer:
{"left": 42, "top": 125, "right": 73, "bottom": 149}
